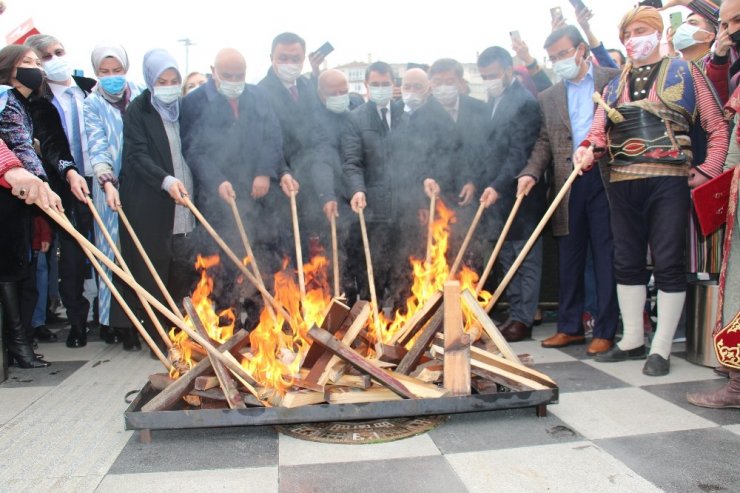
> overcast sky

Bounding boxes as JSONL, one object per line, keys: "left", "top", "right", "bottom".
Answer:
{"left": 2, "top": 0, "right": 687, "bottom": 84}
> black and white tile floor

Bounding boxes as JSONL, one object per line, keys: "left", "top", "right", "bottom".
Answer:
{"left": 1, "top": 324, "right": 738, "bottom": 492}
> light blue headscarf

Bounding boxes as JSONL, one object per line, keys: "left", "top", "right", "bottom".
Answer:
{"left": 142, "top": 49, "right": 180, "bottom": 122}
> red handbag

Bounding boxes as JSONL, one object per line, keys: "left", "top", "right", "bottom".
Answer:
{"left": 691, "top": 168, "right": 735, "bottom": 236}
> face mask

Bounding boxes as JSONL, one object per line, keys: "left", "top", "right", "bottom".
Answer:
{"left": 325, "top": 94, "right": 349, "bottom": 113}
{"left": 15, "top": 67, "right": 44, "bottom": 92}
{"left": 730, "top": 29, "right": 740, "bottom": 47}
{"left": 553, "top": 52, "right": 581, "bottom": 80}
{"left": 625, "top": 32, "right": 660, "bottom": 62}
{"left": 153, "top": 85, "right": 180, "bottom": 104}
{"left": 99, "top": 75, "right": 126, "bottom": 96}
{"left": 276, "top": 63, "right": 303, "bottom": 83}
{"left": 484, "top": 78, "right": 505, "bottom": 99}
{"left": 368, "top": 85, "right": 392, "bottom": 106}
{"left": 43, "top": 56, "right": 72, "bottom": 82}
{"left": 432, "top": 85, "right": 458, "bottom": 106}
{"left": 402, "top": 91, "right": 425, "bottom": 111}
{"left": 673, "top": 24, "right": 708, "bottom": 52}
{"left": 218, "top": 79, "right": 245, "bottom": 99}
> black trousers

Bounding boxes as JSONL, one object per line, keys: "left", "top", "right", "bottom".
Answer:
{"left": 58, "top": 197, "right": 94, "bottom": 330}
{"left": 609, "top": 176, "right": 690, "bottom": 293}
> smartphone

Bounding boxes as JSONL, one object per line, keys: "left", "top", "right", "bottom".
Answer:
{"left": 638, "top": 0, "right": 662, "bottom": 7}
{"left": 568, "top": 0, "right": 586, "bottom": 12}
{"left": 670, "top": 12, "right": 683, "bottom": 31}
{"left": 314, "top": 41, "right": 334, "bottom": 58}
{"left": 509, "top": 30, "right": 522, "bottom": 43}
{"left": 550, "top": 6, "right": 564, "bottom": 21}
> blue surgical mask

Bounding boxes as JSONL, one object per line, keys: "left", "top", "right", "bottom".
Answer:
{"left": 368, "top": 85, "right": 392, "bottom": 106}
{"left": 553, "top": 54, "right": 581, "bottom": 81}
{"left": 99, "top": 75, "right": 127, "bottom": 96}
{"left": 43, "top": 56, "right": 72, "bottom": 82}
{"left": 153, "top": 85, "right": 180, "bottom": 104}
{"left": 673, "top": 23, "right": 707, "bottom": 52}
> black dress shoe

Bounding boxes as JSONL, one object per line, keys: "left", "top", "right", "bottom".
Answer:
{"left": 45, "top": 310, "right": 67, "bottom": 325}
{"left": 643, "top": 354, "right": 670, "bottom": 376}
{"left": 594, "top": 344, "right": 646, "bottom": 362}
{"left": 501, "top": 320, "right": 532, "bottom": 342}
{"left": 122, "top": 328, "right": 141, "bottom": 351}
{"left": 100, "top": 325, "right": 121, "bottom": 344}
{"left": 66, "top": 326, "right": 87, "bottom": 348}
{"left": 34, "top": 325, "right": 58, "bottom": 342}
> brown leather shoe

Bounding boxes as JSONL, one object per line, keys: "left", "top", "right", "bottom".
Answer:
{"left": 541, "top": 332, "right": 586, "bottom": 348}
{"left": 500, "top": 320, "right": 532, "bottom": 342}
{"left": 586, "top": 338, "right": 613, "bottom": 356}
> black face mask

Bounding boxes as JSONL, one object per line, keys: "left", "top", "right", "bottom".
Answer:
{"left": 15, "top": 67, "right": 44, "bottom": 92}
{"left": 731, "top": 29, "right": 740, "bottom": 47}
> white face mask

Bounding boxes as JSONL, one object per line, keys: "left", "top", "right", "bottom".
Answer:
{"left": 153, "top": 85, "right": 180, "bottom": 104}
{"left": 218, "top": 79, "right": 245, "bottom": 99}
{"left": 402, "top": 91, "right": 426, "bottom": 111}
{"left": 368, "top": 85, "right": 393, "bottom": 106}
{"left": 276, "top": 63, "right": 303, "bottom": 83}
{"left": 325, "top": 93, "right": 349, "bottom": 113}
{"left": 625, "top": 32, "right": 660, "bottom": 62}
{"left": 673, "top": 23, "right": 708, "bottom": 52}
{"left": 484, "top": 78, "right": 505, "bottom": 99}
{"left": 553, "top": 53, "right": 581, "bottom": 81}
{"left": 432, "top": 85, "right": 459, "bottom": 106}
{"left": 43, "top": 55, "right": 72, "bottom": 82}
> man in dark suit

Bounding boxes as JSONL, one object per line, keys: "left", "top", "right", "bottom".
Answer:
{"left": 26, "top": 34, "right": 97, "bottom": 348}
{"left": 518, "top": 26, "right": 620, "bottom": 355}
{"left": 342, "top": 62, "right": 415, "bottom": 309}
{"left": 477, "top": 46, "right": 544, "bottom": 341}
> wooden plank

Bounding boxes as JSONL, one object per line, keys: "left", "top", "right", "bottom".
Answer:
{"left": 184, "top": 298, "right": 246, "bottom": 410}
{"left": 411, "top": 362, "right": 443, "bottom": 383}
{"left": 396, "top": 309, "right": 444, "bottom": 375}
{"left": 326, "top": 386, "right": 403, "bottom": 404}
{"left": 308, "top": 326, "right": 416, "bottom": 399}
{"left": 386, "top": 371, "right": 449, "bottom": 398}
{"left": 194, "top": 375, "right": 219, "bottom": 391}
{"left": 443, "top": 281, "right": 471, "bottom": 395}
{"left": 314, "top": 302, "right": 372, "bottom": 386}
{"left": 331, "top": 374, "right": 371, "bottom": 389}
{"left": 148, "top": 373, "right": 175, "bottom": 391}
{"left": 462, "top": 289, "right": 520, "bottom": 363}
{"left": 141, "top": 330, "right": 250, "bottom": 412}
{"left": 301, "top": 298, "right": 351, "bottom": 369}
{"left": 392, "top": 291, "right": 443, "bottom": 346}
{"left": 274, "top": 390, "right": 325, "bottom": 408}
{"left": 292, "top": 378, "right": 325, "bottom": 394}
{"left": 376, "top": 343, "right": 408, "bottom": 364}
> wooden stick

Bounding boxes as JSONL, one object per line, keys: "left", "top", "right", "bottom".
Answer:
{"left": 485, "top": 164, "right": 583, "bottom": 312}
{"left": 181, "top": 197, "right": 293, "bottom": 326}
{"left": 56, "top": 212, "right": 172, "bottom": 369}
{"left": 289, "top": 191, "right": 307, "bottom": 312}
{"left": 443, "top": 281, "right": 471, "bottom": 395}
{"left": 396, "top": 308, "right": 444, "bottom": 375}
{"left": 462, "top": 289, "right": 520, "bottom": 363}
{"left": 357, "top": 208, "right": 383, "bottom": 342}
{"left": 87, "top": 198, "right": 173, "bottom": 348}
{"left": 41, "top": 206, "right": 267, "bottom": 405}
{"left": 330, "top": 214, "right": 340, "bottom": 299}
{"left": 448, "top": 201, "right": 485, "bottom": 279}
{"left": 476, "top": 194, "right": 525, "bottom": 295}
{"left": 183, "top": 297, "right": 246, "bottom": 410}
{"left": 425, "top": 194, "right": 436, "bottom": 265}
{"left": 117, "top": 207, "right": 182, "bottom": 317}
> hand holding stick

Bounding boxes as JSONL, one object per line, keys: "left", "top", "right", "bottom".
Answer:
{"left": 476, "top": 194, "right": 525, "bottom": 295}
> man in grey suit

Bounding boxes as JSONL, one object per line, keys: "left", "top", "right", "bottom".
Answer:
{"left": 518, "top": 26, "right": 621, "bottom": 355}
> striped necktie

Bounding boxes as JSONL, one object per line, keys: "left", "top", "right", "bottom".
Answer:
{"left": 65, "top": 87, "right": 84, "bottom": 174}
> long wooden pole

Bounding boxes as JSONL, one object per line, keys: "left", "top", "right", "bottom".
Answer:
{"left": 42, "top": 206, "right": 266, "bottom": 404}
{"left": 330, "top": 214, "right": 340, "bottom": 299}
{"left": 289, "top": 191, "right": 307, "bottom": 311}
{"left": 86, "top": 198, "right": 173, "bottom": 348}
{"left": 181, "top": 197, "right": 293, "bottom": 326}
{"left": 485, "top": 165, "right": 583, "bottom": 312}
{"left": 476, "top": 194, "right": 525, "bottom": 295}
{"left": 448, "top": 201, "right": 486, "bottom": 279}
{"left": 57, "top": 212, "right": 172, "bottom": 369}
{"left": 425, "top": 194, "right": 436, "bottom": 265}
{"left": 358, "top": 209, "right": 383, "bottom": 342}
{"left": 117, "top": 207, "right": 181, "bottom": 317}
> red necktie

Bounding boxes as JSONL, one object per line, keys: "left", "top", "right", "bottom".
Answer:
{"left": 289, "top": 85, "right": 299, "bottom": 103}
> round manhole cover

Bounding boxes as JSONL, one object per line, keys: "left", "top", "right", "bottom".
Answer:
{"left": 275, "top": 415, "right": 448, "bottom": 444}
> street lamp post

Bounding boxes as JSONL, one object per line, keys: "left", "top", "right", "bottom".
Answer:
{"left": 178, "top": 38, "right": 194, "bottom": 74}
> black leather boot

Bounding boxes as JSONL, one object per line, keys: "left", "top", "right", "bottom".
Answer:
{"left": 0, "top": 282, "right": 50, "bottom": 369}
{"left": 122, "top": 327, "right": 141, "bottom": 351}
{"left": 66, "top": 324, "right": 87, "bottom": 348}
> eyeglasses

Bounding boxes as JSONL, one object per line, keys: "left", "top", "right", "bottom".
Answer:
{"left": 548, "top": 47, "right": 577, "bottom": 63}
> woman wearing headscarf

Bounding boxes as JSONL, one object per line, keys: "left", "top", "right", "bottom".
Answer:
{"left": 112, "top": 49, "right": 195, "bottom": 354}
{"left": 83, "top": 43, "right": 142, "bottom": 347}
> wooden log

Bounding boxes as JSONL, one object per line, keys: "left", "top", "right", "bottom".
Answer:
{"left": 308, "top": 326, "right": 416, "bottom": 399}
{"left": 376, "top": 343, "right": 408, "bottom": 364}
{"left": 194, "top": 375, "right": 220, "bottom": 391}
{"left": 396, "top": 309, "right": 444, "bottom": 375}
{"left": 331, "top": 374, "right": 371, "bottom": 389}
{"left": 301, "top": 298, "right": 350, "bottom": 369}
{"left": 292, "top": 378, "right": 325, "bottom": 394}
{"left": 326, "top": 361, "right": 348, "bottom": 384}
{"left": 443, "top": 281, "right": 471, "bottom": 395}
{"left": 184, "top": 298, "right": 246, "bottom": 410}
{"left": 281, "top": 390, "right": 325, "bottom": 408}
{"left": 326, "top": 386, "right": 403, "bottom": 404}
{"left": 390, "top": 291, "right": 443, "bottom": 346}
{"left": 472, "top": 376, "right": 501, "bottom": 394}
{"left": 200, "top": 398, "right": 229, "bottom": 410}
{"left": 461, "top": 289, "right": 520, "bottom": 363}
{"left": 148, "top": 373, "right": 175, "bottom": 391}
{"left": 411, "top": 362, "right": 444, "bottom": 383}
{"left": 386, "top": 371, "right": 449, "bottom": 398}
{"left": 141, "top": 330, "right": 249, "bottom": 412}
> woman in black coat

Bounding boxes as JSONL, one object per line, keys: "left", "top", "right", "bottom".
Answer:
{"left": 112, "top": 49, "right": 195, "bottom": 352}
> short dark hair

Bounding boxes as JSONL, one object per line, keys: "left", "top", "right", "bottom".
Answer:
{"left": 0, "top": 45, "right": 34, "bottom": 86}
{"left": 271, "top": 32, "right": 305, "bottom": 54}
{"left": 477, "top": 46, "right": 512, "bottom": 69}
{"left": 544, "top": 25, "right": 589, "bottom": 56}
{"left": 429, "top": 58, "right": 464, "bottom": 79}
{"left": 607, "top": 49, "right": 626, "bottom": 67}
{"left": 365, "top": 61, "right": 394, "bottom": 82}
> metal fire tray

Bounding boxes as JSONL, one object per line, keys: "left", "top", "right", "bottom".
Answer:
{"left": 124, "top": 382, "right": 558, "bottom": 433}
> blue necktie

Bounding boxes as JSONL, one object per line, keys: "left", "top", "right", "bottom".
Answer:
{"left": 65, "top": 87, "right": 84, "bottom": 174}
